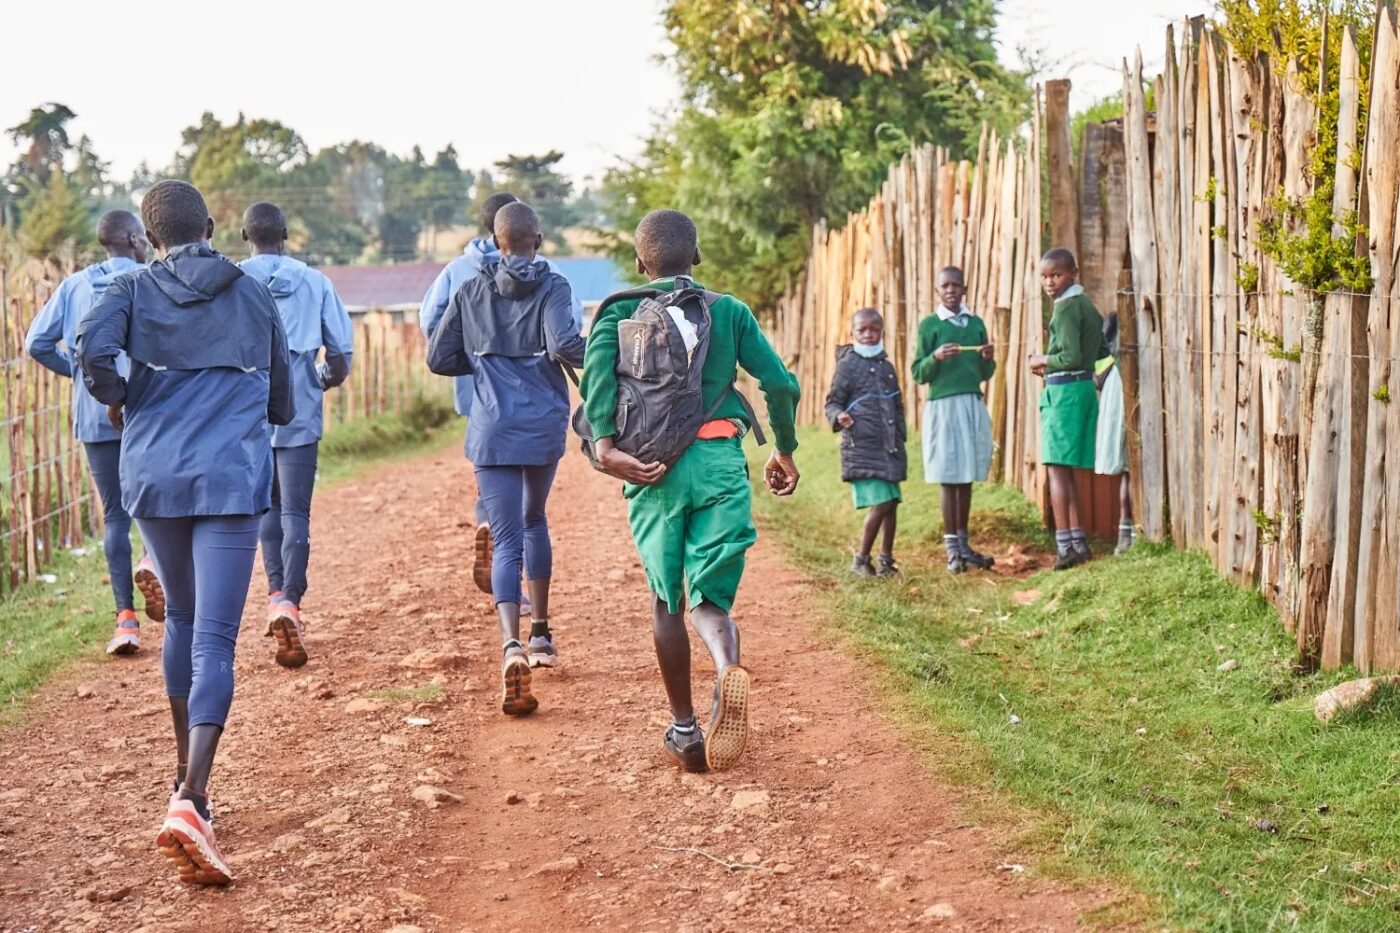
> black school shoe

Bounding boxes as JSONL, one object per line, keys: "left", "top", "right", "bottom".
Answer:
{"left": 850, "top": 554, "right": 876, "bottom": 577}
{"left": 876, "top": 555, "right": 901, "bottom": 578}
{"left": 1053, "top": 550, "right": 1086, "bottom": 571}
{"left": 962, "top": 549, "right": 996, "bottom": 570}
{"left": 663, "top": 724, "right": 708, "bottom": 773}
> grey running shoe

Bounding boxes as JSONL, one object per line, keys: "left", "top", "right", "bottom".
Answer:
{"left": 663, "top": 723, "right": 707, "bottom": 773}
{"left": 850, "top": 554, "right": 876, "bottom": 577}
{"left": 947, "top": 554, "right": 967, "bottom": 575}
{"left": 501, "top": 643, "right": 538, "bottom": 716}
{"left": 527, "top": 633, "right": 558, "bottom": 668}
{"left": 876, "top": 555, "right": 901, "bottom": 578}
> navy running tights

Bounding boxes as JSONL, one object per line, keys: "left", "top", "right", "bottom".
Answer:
{"left": 84, "top": 441, "right": 134, "bottom": 612}
{"left": 137, "top": 514, "right": 259, "bottom": 729}
{"left": 475, "top": 463, "right": 557, "bottom": 605}
{"left": 259, "top": 442, "right": 318, "bottom": 605}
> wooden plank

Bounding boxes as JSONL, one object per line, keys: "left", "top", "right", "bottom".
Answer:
{"left": 1045, "top": 79, "right": 1079, "bottom": 259}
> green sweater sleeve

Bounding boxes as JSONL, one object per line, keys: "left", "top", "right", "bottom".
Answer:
{"left": 734, "top": 300, "right": 801, "bottom": 453}
{"left": 911, "top": 315, "right": 942, "bottom": 385}
{"left": 580, "top": 299, "right": 626, "bottom": 439}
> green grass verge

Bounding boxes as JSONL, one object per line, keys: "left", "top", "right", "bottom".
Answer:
{"left": 0, "top": 395, "right": 458, "bottom": 723}
{"left": 753, "top": 427, "right": 1400, "bottom": 932}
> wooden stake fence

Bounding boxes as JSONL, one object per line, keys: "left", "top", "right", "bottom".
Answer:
{"left": 775, "top": 4, "right": 1400, "bottom": 672}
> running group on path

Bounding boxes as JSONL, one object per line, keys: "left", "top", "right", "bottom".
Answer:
{"left": 27, "top": 172, "right": 1132, "bottom": 890}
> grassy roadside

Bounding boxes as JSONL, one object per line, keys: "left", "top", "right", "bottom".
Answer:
{"left": 753, "top": 427, "right": 1400, "bottom": 932}
{"left": 0, "top": 396, "right": 459, "bottom": 722}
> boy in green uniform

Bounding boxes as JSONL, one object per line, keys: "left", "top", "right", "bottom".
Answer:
{"left": 580, "top": 209, "right": 801, "bottom": 773}
{"left": 1028, "top": 248, "right": 1109, "bottom": 570}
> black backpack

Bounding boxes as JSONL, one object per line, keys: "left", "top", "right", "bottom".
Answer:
{"left": 571, "top": 280, "right": 765, "bottom": 471}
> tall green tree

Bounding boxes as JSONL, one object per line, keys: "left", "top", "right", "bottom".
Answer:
{"left": 601, "top": 0, "right": 1029, "bottom": 307}
{"left": 6, "top": 103, "right": 77, "bottom": 184}
{"left": 17, "top": 171, "right": 92, "bottom": 258}
{"left": 481, "top": 151, "right": 577, "bottom": 250}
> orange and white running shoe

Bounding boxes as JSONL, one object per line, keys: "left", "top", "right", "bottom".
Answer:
{"left": 105, "top": 610, "right": 141, "bottom": 656}
{"left": 156, "top": 796, "right": 232, "bottom": 885}
{"left": 265, "top": 596, "right": 308, "bottom": 668}
{"left": 134, "top": 556, "right": 166, "bottom": 623}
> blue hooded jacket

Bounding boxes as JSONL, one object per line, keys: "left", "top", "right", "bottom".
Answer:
{"left": 426, "top": 255, "right": 585, "bottom": 466}
{"left": 239, "top": 253, "right": 354, "bottom": 448}
{"left": 418, "top": 237, "right": 583, "bottom": 416}
{"left": 25, "top": 257, "right": 144, "bottom": 444}
{"left": 76, "top": 243, "right": 293, "bottom": 518}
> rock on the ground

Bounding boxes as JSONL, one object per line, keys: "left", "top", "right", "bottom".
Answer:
{"left": 730, "top": 789, "right": 770, "bottom": 811}
{"left": 921, "top": 902, "right": 958, "bottom": 922}
{"left": 345, "top": 698, "right": 385, "bottom": 714}
{"left": 531, "top": 856, "right": 581, "bottom": 876}
{"left": 412, "top": 785, "right": 463, "bottom": 809}
{"left": 1217, "top": 658, "right": 1238, "bottom": 672}
{"left": 1315, "top": 676, "right": 1400, "bottom": 723}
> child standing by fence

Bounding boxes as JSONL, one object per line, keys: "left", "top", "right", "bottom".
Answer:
{"left": 24, "top": 210, "right": 166, "bottom": 655}
{"left": 240, "top": 202, "right": 354, "bottom": 669}
{"left": 1028, "top": 248, "right": 1109, "bottom": 570}
{"left": 824, "top": 308, "right": 905, "bottom": 577}
{"left": 911, "top": 266, "right": 997, "bottom": 574}
{"left": 1094, "top": 312, "right": 1134, "bottom": 554}
{"left": 77, "top": 180, "right": 293, "bottom": 885}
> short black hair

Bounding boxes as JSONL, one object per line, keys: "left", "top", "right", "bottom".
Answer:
{"left": 480, "top": 192, "right": 519, "bottom": 234}
{"left": 494, "top": 201, "right": 540, "bottom": 254}
{"left": 936, "top": 265, "right": 965, "bottom": 284}
{"left": 96, "top": 210, "right": 143, "bottom": 250}
{"left": 141, "top": 180, "right": 209, "bottom": 248}
{"left": 242, "top": 201, "right": 287, "bottom": 249}
{"left": 635, "top": 209, "right": 697, "bottom": 277}
{"left": 1041, "top": 247, "right": 1077, "bottom": 270}
{"left": 853, "top": 307, "right": 883, "bottom": 325}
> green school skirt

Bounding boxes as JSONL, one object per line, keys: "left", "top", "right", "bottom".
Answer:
{"left": 1039, "top": 379, "right": 1099, "bottom": 469}
{"left": 624, "top": 437, "right": 755, "bottom": 615}
{"left": 850, "top": 479, "right": 902, "bottom": 509}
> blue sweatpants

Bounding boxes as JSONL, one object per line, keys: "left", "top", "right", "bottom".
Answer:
{"left": 137, "top": 515, "right": 260, "bottom": 729}
{"left": 259, "top": 443, "right": 319, "bottom": 605}
{"left": 475, "top": 463, "right": 557, "bottom": 606}
{"left": 84, "top": 441, "right": 134, "bottom": 613}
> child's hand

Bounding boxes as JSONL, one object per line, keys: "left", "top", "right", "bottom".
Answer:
{"left": 980, "top": 343, "right": 995, "bottom": 360}
{"left": 764, "top": 450, "right": 800, "bottom": 497}
{"left": 836, "top": 411, "right": 855, "bottom": 429}
{"left": 1027, "top": 353, "right": 1048, "bottom": 376}
{"left": 107, "top": 403, "right": 125, "bottom": 431}
{"left": 935, "top": 342, "right": 961, "bottom": 361}
{"left": 596, "top": 437, "right": 667, "bottom": 485}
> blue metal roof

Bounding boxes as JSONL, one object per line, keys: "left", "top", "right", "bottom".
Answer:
{"left": 550, "top": 257, "right": 633, "bottom": 303}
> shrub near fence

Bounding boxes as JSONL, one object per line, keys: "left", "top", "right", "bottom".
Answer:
{"left": 775, "top": 4, "right": 1400, "bottom": 673}
{"left": 0, "top": 262, "right": 448, "bottom": 598}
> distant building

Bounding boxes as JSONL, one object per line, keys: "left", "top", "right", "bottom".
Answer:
{"left": 320, "top": 256, "right": 633, "bottom": 326}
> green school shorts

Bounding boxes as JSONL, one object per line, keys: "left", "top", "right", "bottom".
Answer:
{"left": 850, "top": 479, "right": 902, "bottom": 509}
{"left": 624, "top": 437, "right": 755, "bottom": 614}
{"left": 1039, "top": 379, "right": 1099, "bottom": 469}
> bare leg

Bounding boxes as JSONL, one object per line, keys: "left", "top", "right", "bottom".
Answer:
{"left": 956, "top": 483, "right": 973, "bottom": 535}
{"left": 859, "top": 501, "right": 892, "bottom": 558}
{"left": 1119, "top": 473, "right": 1134, "bottom": 523}
{"left": 652, "top": 595, "right": 693, "bottom": 722}
{"left": 880, "top": 503, "right": 898, "bottom": 557}
{"left": 691, "top": 599, "right": 741, "bottom": 700}
{"left": 526, "top": 577, "right": 550, "bottom": 623}
{"left": 940, "top": 484, "right": 959, "bottom": 536}
{"left": 1048, "top": 465, "right": 1078, "bottom": 531}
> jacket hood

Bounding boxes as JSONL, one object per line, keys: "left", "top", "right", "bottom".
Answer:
{"left": 464, "top": 236, "right": 499, "bottom": 267}
{"left": 86, "top": 256, "right": 143, "bottom": 291}
{"left": 486, "top": 255, "right": 549, "bottom": 300}
{"left": 150, "top": 243, "right": 243, "bottom": 307}
{"left": 241, "top": 254, "right": 309, "bottom": 298}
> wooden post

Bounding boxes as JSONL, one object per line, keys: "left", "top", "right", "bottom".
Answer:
{"left": 1045, "top": 79, "right": 1079, "bottom": 259}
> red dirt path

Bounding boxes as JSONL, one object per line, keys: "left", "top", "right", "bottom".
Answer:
{"left": 0, "top": 446, "right": 1117, "bottom": 931}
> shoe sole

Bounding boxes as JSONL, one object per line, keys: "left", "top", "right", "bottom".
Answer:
{"left": 527, "top": 651, "right": 557, "bottom": 669}
{"left": 156, "top": 821, "right": 232, "bottom": 886}
{"left": 106, "top": 634, "right": 140, "bottom": 656}
{"left": 473, "top": 525, "right": 493, "bottom": 595}
{"left": 706, "top": 666, "right": 751, "bottom": 772}
{"left": 269, "top": 614, "right": 308, "bottom": 668}
{"left": 502, "top": 656, "right": 538, "bottom": 716}
{"left": 135, "top": 568, "right": 165, "bottom": 623}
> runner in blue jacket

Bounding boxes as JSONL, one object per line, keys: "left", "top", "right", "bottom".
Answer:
{"left": 24, "top": 210, "right": 166, "bottom": 655}
{"left": 240, "top": 202, "right": 353, "bottom": 669}
{"left": 419, "top": 192, "right": 582, "bottom": 605}
{"left": 76, "top": 180, "right": 292, "bottom": 886}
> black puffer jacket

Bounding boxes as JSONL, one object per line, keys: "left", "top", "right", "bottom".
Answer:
{"left": 824, "top": 345, "right": 907, "bottom": 483}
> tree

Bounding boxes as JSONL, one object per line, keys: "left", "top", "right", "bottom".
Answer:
{"left": 601, "top": 0, "right": 1029, "bottom": 306}
{"left": 484, "top": 151, "right": 577, "bottom": 251}
{"left": 18, "top": 171, "right": 92, "bottom": 258}
{"left": 6, "top": 103, "right": 77, "bottom": 184}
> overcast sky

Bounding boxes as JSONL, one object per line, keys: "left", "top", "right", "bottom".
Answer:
{"left": 0, "top": 0, "right": 1206, "bottom": 186}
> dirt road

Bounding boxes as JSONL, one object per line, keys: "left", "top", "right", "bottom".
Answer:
{"left": 0, "top": 445, "right": 1113, "bottom": 931}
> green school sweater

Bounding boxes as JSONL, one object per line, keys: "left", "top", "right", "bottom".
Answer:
{"left": 910, "top": 312, "right": 996, "bottom": 400}
{"left": 581, "top": 277, "right": 801, "bottom": 454}
{"left": 1045, "top": 292, "right": 1110, "bottom": 374}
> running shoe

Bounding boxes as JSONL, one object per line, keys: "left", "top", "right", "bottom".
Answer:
{"left": 473, "top": 523, "right": 493, "bottom": 595}
{"left": 875, "top": 555, "right": 901, "bottom": 578}
{"left": 705, "top": 666, "right": 751, "bottom": 772}
{"left": 850, "top": 554, "right": 876, "bottom": 577}
{"left": 168, "top": 781, "right": 215, "bottom": 825}
{"left": 1073, "top": 540, "right": 1093, "bottom": 563}
{"left": 1053, "top": 550, "right": 1086, "bottom": 571}
{"left": 663, "top": 723, "right": 708, "bottom": 773}
{"left": 134, "top": 556, "right": 165, "bottom": 623}
{"left": 265, "top": 598, "right": 308, "bottom": 668}
{"left": 105, "top": 610, "right": 141, "bottom": 656}
{"left": 157, "top": 795, "right": 231, "bottom": 885}
{"left": 962, "top": 548, "right": 996, "bottom": 571}
{"left": 527, "top": 633, "right": 558, "bottom": 668}
{"left": 501, "top": 642, "right": 538, "bottom": 716}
